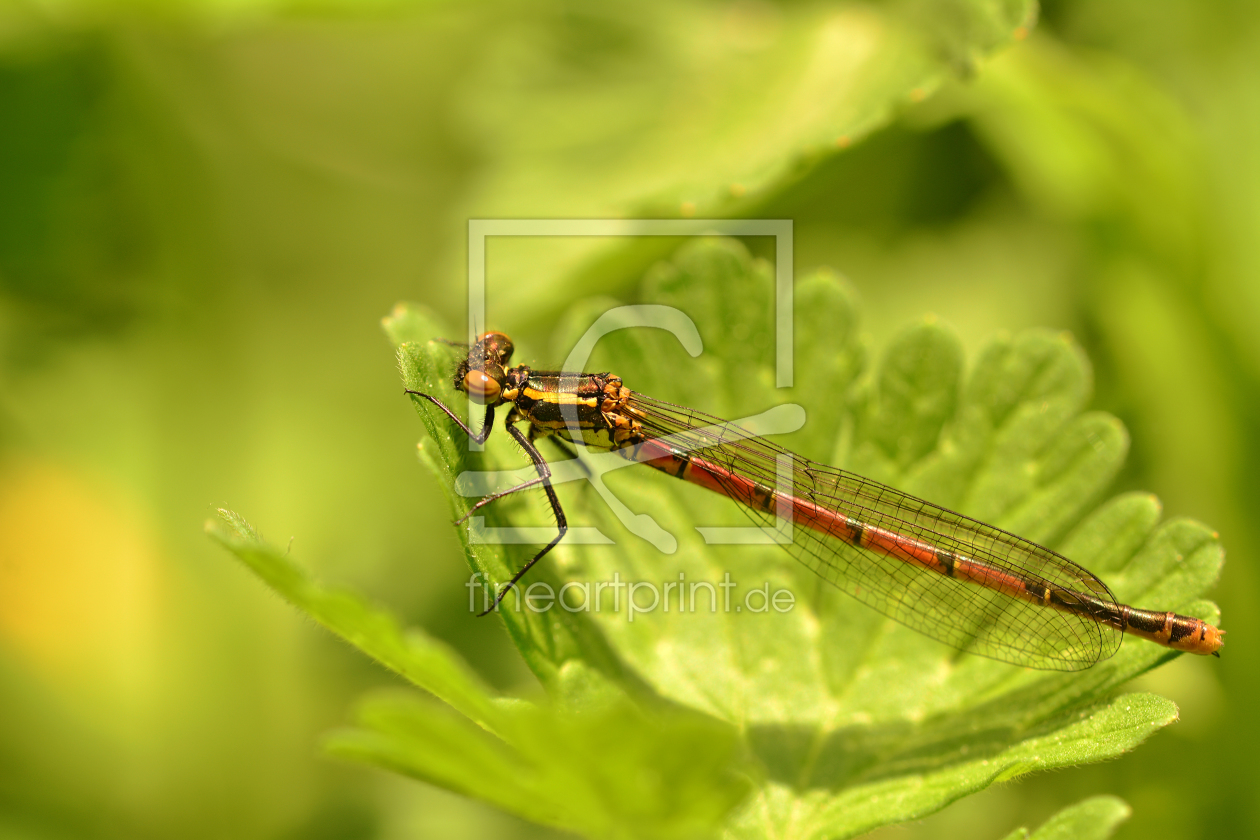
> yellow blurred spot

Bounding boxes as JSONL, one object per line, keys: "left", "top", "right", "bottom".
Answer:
{"left": 680, "top": 201, "right": 697, "bottom": 217}
{"left": 729, "top": 183, "right": 746, "bottom": 198}
{"left": 835, "top": 135, "right": 851, "bottom": 148}
{"left": 1014, "top": 26, "right": 1029, "bottom": 40}
{"left": 0, "top": 457, "right": 157, "bottom": 690}
{"left": 909, "top": 88, "right": 926, "bottom": 103}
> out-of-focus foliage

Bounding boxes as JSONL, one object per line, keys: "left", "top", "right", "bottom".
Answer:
{"left": 1002, "top": 795, "right": 1130, "bottom": 840}
{"left": 0, "top": 0, "right": 1254, "bottom": 838}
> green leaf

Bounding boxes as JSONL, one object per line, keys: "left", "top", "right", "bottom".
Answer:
{"left": 850, "top": 316, "right": 963, "bottom": 473}
{"left": 324, "top": 691, "right": 751, "bottom": 839}
{"left": 209, "top": 509, "right": 751, "bottom": 838}
{"left": 1000, "top": 795, "right": 1131, "bottom": 840}
{"left": 206, "top": 508, "right": 507, "bottom": 735}
{"left": 389, "top": 238, "right": 1224, "bottom": 839}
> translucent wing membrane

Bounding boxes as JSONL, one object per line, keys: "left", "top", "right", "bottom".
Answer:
{"left": 625, "top": 393, "right": 1124, "bottom": 671}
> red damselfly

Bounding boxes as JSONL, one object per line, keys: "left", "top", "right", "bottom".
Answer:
{"left": 406, "top": 331, "right": 1224, "bottom": 671}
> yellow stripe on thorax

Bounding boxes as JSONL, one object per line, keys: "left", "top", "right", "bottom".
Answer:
{"left": 520, "top": 386, "right": 600, "bottom": 408}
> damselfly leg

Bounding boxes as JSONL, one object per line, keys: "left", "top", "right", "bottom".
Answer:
{"left": 405, "top": 387, "right": 569, "bottom": 616}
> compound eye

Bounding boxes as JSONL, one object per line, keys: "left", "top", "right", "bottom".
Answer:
{"left": 463, "top": 369, "right": 501, "bottom": 403}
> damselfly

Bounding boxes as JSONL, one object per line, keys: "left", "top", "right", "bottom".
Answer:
{"left": 406, "top": 331, "right": 1224, "bottom": 671}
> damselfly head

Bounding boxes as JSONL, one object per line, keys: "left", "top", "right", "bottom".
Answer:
{"left": 452, "top": 331, "right": 515, "bottom": 404}
{"left": 478, "top": 331, "right": 514, "bottom": 363}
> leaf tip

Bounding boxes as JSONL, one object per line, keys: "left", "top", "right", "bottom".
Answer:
{"left": 206, "top": 507, "right": 261, "bottom": 545}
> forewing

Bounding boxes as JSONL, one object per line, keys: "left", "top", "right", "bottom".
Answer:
{"left": 627, "top": 393, "right": 1123, "bottom": 671}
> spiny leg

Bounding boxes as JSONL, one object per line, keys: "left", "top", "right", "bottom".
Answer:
{"left": 404, "top": 389, "right": 494, "bottom": 446}
{"left": 455, "top": 428, "right": 573, "bottom": 523}
{"left": 405, "top": 389, "right": 569, "bottom": 615}
{"left": 457, "top": 472, "right": 551, "bottom": 524}
{"left": 404, "top": 387, "right": 529, "bottom": 525}
{"left": 478, "top": 422, "right": 568, "bottom": 616}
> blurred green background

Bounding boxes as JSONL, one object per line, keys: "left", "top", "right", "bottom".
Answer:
{"left": 0, "top": 1, "right": 1255, "bottom": 838}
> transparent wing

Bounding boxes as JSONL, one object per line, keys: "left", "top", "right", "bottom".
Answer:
{"left": 626, "top": 392, "right": 1122, "bottom": 671}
